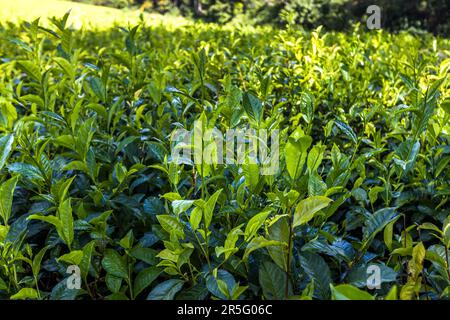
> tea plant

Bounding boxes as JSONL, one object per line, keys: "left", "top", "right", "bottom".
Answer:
{"left": 0, "top": 13, "right": 449, "bottom": 300}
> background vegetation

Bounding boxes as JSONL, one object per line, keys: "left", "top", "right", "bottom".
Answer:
{"left": 72, "top": 0, "right": 450, "bottom": 34}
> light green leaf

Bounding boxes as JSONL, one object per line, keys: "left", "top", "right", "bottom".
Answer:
{"left": 285, "top": 128, "right": 312, "bottom": 180}
{"left": 8, "top": 163, "right": 44, "bottom": 182}
{"left": 363, "top": 208, "right": 399, "bottom": 241}
{"left": 146, "top": 279, "right": 184, "bottom": 300}
{"left": 189, "top": 206, "right": 202, "bottom": 231}
{"left": 244, "top": 210, "right": 271, "bottom": 240}
{"left": 58, "top": 198, "right": 74, "bottom": 248}
{"left": 203, "top": 189, "right": 222, "bottom": 228}
{"left": 385, "top": 285, "right": 398, "bottom": 300}
{"left": 307, "top": 143, "right": 325, "bottom": 173}
{"left": 119, "top": 230, "right": 134, "bottom": 249}
{"left": 0, "top": 277, "right": 7, "bottom": 291}
{"left": 10, "top": 288, "right": 39, "bottom": 300}
{"left": 16, "top": 60, "right": 41, "bottom": 82}
{"left": 57, "top": 250, "right": 83, "bottom": 265}
{"left": 243, "top": 236, "right": 284, "bottom": 261}
{"left": 242, "top": 92, "right": 262, "bottom": 124}
{"left": 172, "top": 200, "right": 194, "bottom": 215}
{"left": 293, "top": 196, "right": 332, "bottom": 228}
{"left": 0, "top": 176, "right": 19, "bottom": 225}
{"left": 331, "top": 284, "right": 374, "bottom": 300}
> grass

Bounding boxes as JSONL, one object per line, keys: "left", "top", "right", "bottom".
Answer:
{"left": 0, "top": 0, "right": 189, "bottom": 29}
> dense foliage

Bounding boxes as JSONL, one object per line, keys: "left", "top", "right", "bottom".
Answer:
{"left": 0, "top": 13, "right": 450, "bottom": 300}
{"left": 73, "top": 0, "right": 450, "bottom": 34}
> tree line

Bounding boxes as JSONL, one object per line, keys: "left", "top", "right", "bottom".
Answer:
{"left": 74, "top": 0, "right": 449, "bottom": 34}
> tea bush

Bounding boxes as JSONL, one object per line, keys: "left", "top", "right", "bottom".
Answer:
{"left": 0, "top": 13, "right": 449, "bottom": 300}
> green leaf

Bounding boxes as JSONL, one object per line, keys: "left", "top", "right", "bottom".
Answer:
{"left": 347, "top": 263, "right": 397, "bottom": 288}
{"left": 243, "top": 236, "right": 284, "bottom": 261}
{"left": 441, "top": 99, "right": 450, "bottom": 115}
{"left": 80, "top": 241, "right": 96, "bottom": 280}
{"left": 56, "top": 176, "right": 75, "bottom": 203}
{"left": 418, "top": 222, "right": 442, "bottom": 235}
{"left": 189, "top": 206, "right": 202, "bottom": 231}
{"left": 331, "top": 284, "right": 374, "bottom": 300}
{"left": 0, "top": 176, "right": 19, "bottom": 225}
{"left": 58, "top": 250, "right": 83, "bottom": 265}
{"left": 444, "top": 222, "right": 450, "bottom": 248}
{"left": 206, "top": 270, "right": 235, "bottom": 300}
{"left": 156, "top": 215, "right": 184, "bottom": 236}
{"left": 285, "top": 128, "right": 312, "bottom": 180}
{"left": 146, "top": 279, "right": 184, "bottom": 300}
{"left": 267, "top": 216, "right": 289, "bottom": 271}
{"left": 307, "top": 144, "right": 324, "bottom": 173}
{"left": 385, "top": 285, "right": 398, "bottom": 300}
{"left": 27, "top": 214, "right": 62, "bottom": 230}
{"left": 384, "top": 220, "right": 395, "bottom": 252}
{"left": 88, "top": 76, "right": 106, "bottom": 101}
{"left": 10, "top": 288, "right": 39, "bottom": 300}
{"left": 259, "top": 261, "right": 290, "bottom": 299}
{"left": 16, "top": 60, "right": 41, "bottom": 82}
{"left": 106, "top": 292, "right": 129, "bottom": 300}
{"left": 32, "top": 246, "right": 48, "bottom": 278}
{"left": 299, "top": 252, "right": 331, "bottom": 299}
{"left": 8, "top": 163, "right": 44, "bottom": 182}
{"left": 203, "top": 189, "right": 222, "bottom": 228}
{"left": 172, "top": 200, "right": 194, "bottom": 216}
{"left": 58, "top": 198, "right": 74, "bottom": 248}
{"left": 106, "top": 274, "right": 122, "bottom": 293}
{"left": 49, "top": 278, "right": 80, "bottom": 300}
{"left": 0, "top": 134, "right": 14, "bottom": 171}
{"left": 102, "top": 249, "right": 128, "bottom": 279}
{"left": 244, "top": 209, "right": 271, "bottom": 241}
{"left": 0, "top": 225, "right": 7, "bottom": 242}
{"left": 363, "top": 208, "right": 399, "bottom": 242}
{"left": 0, "top": 277, "right": 7, "bottom": 291}
{"left": 408, "top": 242, "right": 426, "bottom": 278}
{"left": 119, "top": 230, "right": 134, "bottom": 249}
{"left": 335, "top": 120, "right": 357, "bottom": 144}
{"left": 216, "top": 226, "right": 243, "bottom": 260}
{"left": 293, "top": 196, "right": 332, "bottom": 228}
{"left": 53, "top": 57, "right": 75, "bottom": 79}
{"left": 242, "top": 160, "right": 260, "bottom": 191}
{"left": 242, "top": 92, "right": 263, "bottom": 124}
{"left": 435, "top": 156, "right": 450, "bottom": 178}
{"left": 400, "top": 279, "right": 421, "bottom": 300}
{"left": 299, "top": 92, "right": 314, "bottom": 123}
{"left": 130, "top": 247, "right": 158, "bottom": 265}
{"left": 134, "top": 267, "right": 162, "bottom": 298}
{"left": 368, "top": 186, "right": 384, "bottom": 205}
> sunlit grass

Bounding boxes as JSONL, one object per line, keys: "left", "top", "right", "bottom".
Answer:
{"left": 0, "top": 0, "right": 189, "bottom": 29}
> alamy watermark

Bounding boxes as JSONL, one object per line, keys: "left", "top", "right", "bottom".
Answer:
{"left": 366, "top": 5, "right": 381, "bottom": 30}
{"left": 66, "top": 265, "right": 81, "bottom": 290}
{"left": 367, "top": 264, "right": 381, "bottom": 289}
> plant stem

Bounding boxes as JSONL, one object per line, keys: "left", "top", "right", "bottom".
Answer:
{"left": 127, "top": 257, "right": 134, "bottom": 300}
{"left": 285, "top": 206, "right": 293, "bottom": 299}
{"left": 445, "top": 246, "right": 450, "bottom": 281}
